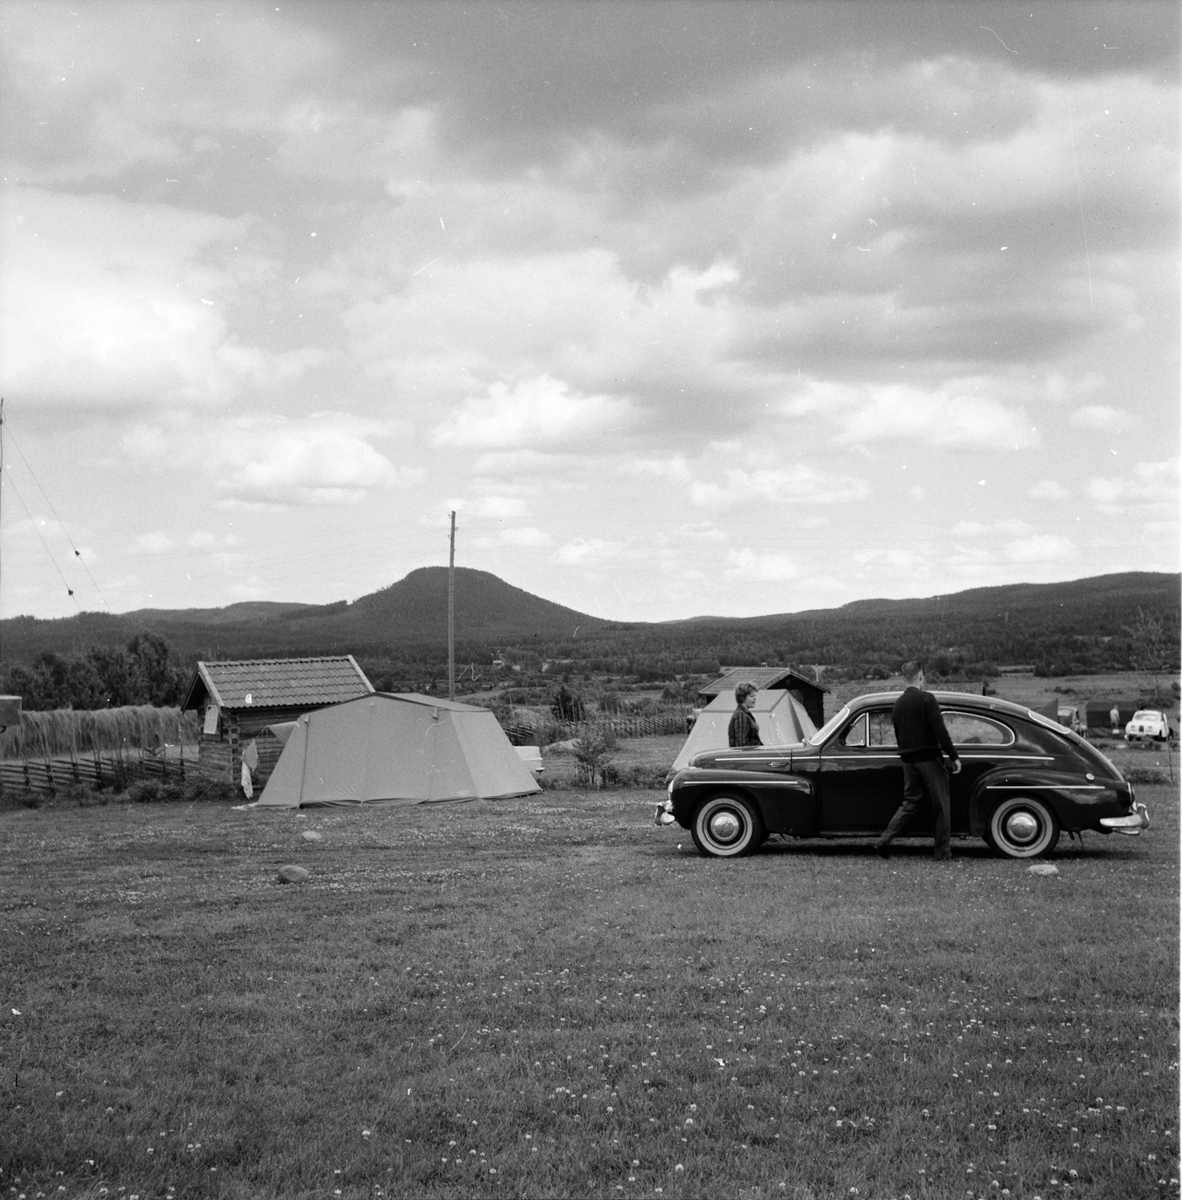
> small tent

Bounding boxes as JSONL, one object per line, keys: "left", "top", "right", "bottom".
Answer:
{"left": 672, "top": 689, "right": 816, "bottom": 771}
{"left": 255, "top": 693, "right": 541, "bottom": 808}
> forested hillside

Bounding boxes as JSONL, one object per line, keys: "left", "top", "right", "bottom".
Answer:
{"left": 0, "top": 569, "right": 1176, "bottom": 702}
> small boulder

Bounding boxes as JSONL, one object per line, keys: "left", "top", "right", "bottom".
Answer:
{"left": 277, "top": 864, "right": 310, "bottom": 884}
{"left": 300, "top": 830, "right": 323, "bottom": 842}
{"left": 1027, "top": 863, "right": 1059, "bottom": 876}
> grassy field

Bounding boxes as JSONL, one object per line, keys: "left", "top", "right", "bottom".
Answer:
{"left": 2, "top": 775, "right": 1178, "bottom": 1200}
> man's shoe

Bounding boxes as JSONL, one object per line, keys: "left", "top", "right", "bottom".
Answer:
{"left": 875, "top": 843, "right": 890, "bottom": 860}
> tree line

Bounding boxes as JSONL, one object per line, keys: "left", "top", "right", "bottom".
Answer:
{"left": 0, "top": 633, "right": 188, "bottom": 711}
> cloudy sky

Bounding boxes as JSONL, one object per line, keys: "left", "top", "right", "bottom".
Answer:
{"left": 0, "top": 1, "right": 1177, "bottom": 622}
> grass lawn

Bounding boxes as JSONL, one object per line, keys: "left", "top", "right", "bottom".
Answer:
{"left": 1, "top": 782, "right": 1178, "bottom": 1200}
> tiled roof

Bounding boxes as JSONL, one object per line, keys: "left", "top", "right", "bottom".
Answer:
{"left": 182, "top": 656, "right": 373, "bottom": 711}
{"left": 698, "top": 666, "right": 828, "bottom": 696}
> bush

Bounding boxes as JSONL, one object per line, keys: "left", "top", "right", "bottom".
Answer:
{"left": 572, "top": 728, "right": 615, "bottom": 788}
{"left": 127, "top": 780, "right": 188, "bottom": 804}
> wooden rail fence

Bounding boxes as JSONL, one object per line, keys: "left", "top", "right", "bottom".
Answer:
{"left": 0, "top": 745, "right": 198, "bottom": 799}
{"left": 503, "top": 711, "right": 689, "bottom": 745}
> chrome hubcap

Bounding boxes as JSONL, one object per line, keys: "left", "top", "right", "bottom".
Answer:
{"left": 1005, "top": 811, "right": 1039, "bottom": 843}
{"left": 709, "top": 811, "right": 741, "bottom": 842}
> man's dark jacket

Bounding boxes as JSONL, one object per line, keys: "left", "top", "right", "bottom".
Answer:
{"left": 891, "top": 687, "right": 959, "bottom": 764}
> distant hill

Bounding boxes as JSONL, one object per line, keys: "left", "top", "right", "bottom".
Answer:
{"left": 0, "top": 567, "right": 606, "bottom": 665}
{"left": 0, "top": 568, "right": 1176, "bottom": 680}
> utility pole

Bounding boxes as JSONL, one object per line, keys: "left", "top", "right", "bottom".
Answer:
{"left": 448, "top": 510, "right": 456, "bottom": 700}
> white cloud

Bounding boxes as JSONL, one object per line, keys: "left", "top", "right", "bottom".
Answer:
{"left": 1042, "top": 371, "right": 1106, "bottom": 404}
{"left": 1029, "top": 480, "right": 1070, "bottom": 500}
{"left": 459, "top": 496, "right": 530, "bottom": 520}
{"left": 127, "top": 412, "right": 410, "bottom": 506}
{"left": 690, "top": 466, "right": 870, "bottom": 509}
{"left": 1003, "top": 535, "right": 1077, "bottom": 564}
{"left": 724, "top": 549, "right": 799, "bottom": 582}
{"left": 0, "top": 188, "right": 324, "bottom": 407}
{"left": 1087, "top": 460, "right": 1180, "bottom": 509}
{"left": 551, "top": 538, "right": 628, "bottom": 566}
{"left": 431, "top": 377, "right": 634, "bottom": 448}
{"left": 832, "top": 384, "right": 1037, "bottom": 449}
{"left": 497, "top": 526, "right": 552, "bottom": 547}
{"left": 1070, "top": 405, "right": 1132, "bottom": 431}
{"left": 625, "top": 456, "right": 693, "bottom": 484}
{"left": 131, "top": 531, "right": 175, "bottom": 555}
{"left": 224, "top": 417, "right": 402, "bottom": 506}
{"left": 952, "top": 519, "right": 1035, "bottom": 537}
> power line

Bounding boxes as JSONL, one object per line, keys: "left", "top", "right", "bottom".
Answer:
{"left": 2, "top": 467, "right": 82, "bottom": 610}
{"left": 3, "top": 422, "right": 111, "bottom": 611}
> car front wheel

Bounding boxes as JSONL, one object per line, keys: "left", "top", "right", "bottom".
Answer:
{"left": 987, "top": 796, "right": 1060, "bottom": 858}
{"left": 691, "top": 793, "right": 764, "bottom": 858}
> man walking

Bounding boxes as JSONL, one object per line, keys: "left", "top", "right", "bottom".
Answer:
{"left": 876, "top": 661, "right": 961, "bottom": 861}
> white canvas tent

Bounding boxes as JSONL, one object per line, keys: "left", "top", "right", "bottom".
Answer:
{"left": 255, "top": 693, "right": 541, "bottom": 808}
{"left": 672, "top": 689, "right": 816, "bottom": 771}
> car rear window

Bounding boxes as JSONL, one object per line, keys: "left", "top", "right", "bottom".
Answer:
{"left": 944, "top": 712, "right": 1014, "bottom": 746}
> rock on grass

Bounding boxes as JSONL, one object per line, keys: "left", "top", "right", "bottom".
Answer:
{"left": 277, "top": 864, "right": 310, "bottom": 884}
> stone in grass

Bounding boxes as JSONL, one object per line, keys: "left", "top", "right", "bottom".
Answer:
{"left": 300, "top": 830, "right": 323, "bottom": 842}
{"left": 1027, "top": 862, "right": 1060, "bottom": 876}
{"left": 277, "top": 864, "right": 311, "bottom": 884}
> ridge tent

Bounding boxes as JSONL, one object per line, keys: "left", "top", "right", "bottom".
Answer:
{"left": 255, "top": 693, "right": 541, "bottom": 808}
{"left": 672, "top": 689, "right": 817, "bottom": 772}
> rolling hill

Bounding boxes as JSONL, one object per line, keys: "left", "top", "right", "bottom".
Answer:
{"left": 0, "top": 568, "right": 1177, "bottom": 679}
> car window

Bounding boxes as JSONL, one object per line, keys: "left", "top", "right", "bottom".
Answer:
{"left": 868, "top": 712, "right": 897, "bottom": 747}
{"left": 839, "top": 714, "right": 867, "bottom": 747}
{"left": 944, "top": 712, "right": 1013, "bottom": 746}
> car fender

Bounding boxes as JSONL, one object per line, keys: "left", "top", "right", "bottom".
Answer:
{"left": 669, "top": 767, "right": 815, "bottom": 834}
{"left": 967, "top": 766, "right": 1118, "bottom": 835}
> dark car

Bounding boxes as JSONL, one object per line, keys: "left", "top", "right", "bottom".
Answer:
{"left": 656, "top": 691, "right": 1149, "bottom": 859}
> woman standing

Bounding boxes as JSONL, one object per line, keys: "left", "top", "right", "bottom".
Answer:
{"left": 727, "top": 682, "right": 763, "bottom": 747}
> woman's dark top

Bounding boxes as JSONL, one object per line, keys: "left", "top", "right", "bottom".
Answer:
{"left": 728, "top": 706, "right": 762, "bottom": 747}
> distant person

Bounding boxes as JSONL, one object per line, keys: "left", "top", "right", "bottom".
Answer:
{"left": 875, "top": 661, "right": 961, "bottom": 862}
{"left": 1110, "top": 704, "right": 1120, "bottom": 734}
{"left": 728, "top": 683, "right": 762, "bottom": 747}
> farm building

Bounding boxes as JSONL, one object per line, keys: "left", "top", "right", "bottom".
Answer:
{"left": 698, "top": 667, "right": 829, "bottom": 728}
{"left": 180, "top": 657, "right": 373, "bottom": 793}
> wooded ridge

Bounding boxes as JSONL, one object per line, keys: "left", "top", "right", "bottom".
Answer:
{"left": 0, "top": 569, "right": 1176, "bottom": 690}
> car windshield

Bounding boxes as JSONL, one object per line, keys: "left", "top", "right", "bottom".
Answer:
{"left": 1131, "top": 711, "right": 1159, "bottom": 721}
{"left": 806, "top": 705, "right": 851, "bottom": 746}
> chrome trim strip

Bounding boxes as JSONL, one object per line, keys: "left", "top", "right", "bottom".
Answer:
{"left": 677, "top": 778, "right": 809, "bottom": 789}
{"left": 984, "top": 784, "right": 1106, "bottom": 791}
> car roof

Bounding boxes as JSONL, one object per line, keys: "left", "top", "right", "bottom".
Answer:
{"left": 844, "top": 690, "right": 1036, "bottom": 721}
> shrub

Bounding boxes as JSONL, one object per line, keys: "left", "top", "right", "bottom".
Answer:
{"left": 572, "top": 728, "right": 615, "bottom": 788}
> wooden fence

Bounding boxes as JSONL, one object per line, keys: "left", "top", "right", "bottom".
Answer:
{"left": 0, "top": 745, "right": 198, "bottom": 800}
{"left": 503, "top": 711, "right": 689, "bottom": 745}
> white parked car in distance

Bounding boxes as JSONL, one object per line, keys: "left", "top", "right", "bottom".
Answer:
{"left": 1124, "top": 709, "right": 1171, "bottom": 743}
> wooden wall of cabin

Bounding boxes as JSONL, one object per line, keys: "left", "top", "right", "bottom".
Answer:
{"left": 194, "top": 705, "right": 320, "bottom": 791}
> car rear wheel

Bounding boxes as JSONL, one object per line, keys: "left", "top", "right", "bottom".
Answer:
{"left": 986, "top": 796, "right": 1060, "bottom": 858}
{"left": 691, "top": 793, "right": 764, "bottom": 858}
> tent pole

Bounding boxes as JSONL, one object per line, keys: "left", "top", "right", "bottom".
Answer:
{"left": 448, "top": 510, "right": 456, "bottom": 701}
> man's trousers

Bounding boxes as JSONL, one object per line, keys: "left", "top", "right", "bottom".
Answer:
{"left": 876, "top": 758, "right": 952, "bottom": 859}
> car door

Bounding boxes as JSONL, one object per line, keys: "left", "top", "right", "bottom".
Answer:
{"left": 817, "top": 707, "right": 905, "bottom": 831}
{"left": 942, "top": 710, "right": 1017, "bottom": 832}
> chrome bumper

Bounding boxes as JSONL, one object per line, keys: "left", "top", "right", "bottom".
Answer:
{"left": 654, "top": 798, "right": 677, "bottom": 827}
{"left": 1099, "top": 802, "right": 1150, "bottom": 835}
